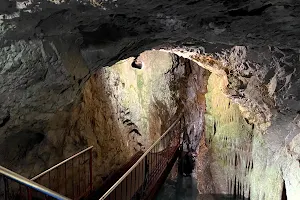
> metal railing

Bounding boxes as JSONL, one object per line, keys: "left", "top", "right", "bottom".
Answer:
{"left": 0, "top": 166, "right": 70, "bottom": 200}
{"left": 99, "top": 112, "right": 184, "bottom": 200}
{"left": 30, "top": 146, "right": 93, "bottom": 200}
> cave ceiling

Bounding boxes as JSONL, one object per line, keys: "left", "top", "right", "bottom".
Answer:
{"left": 1, "top": 0, "right": 300, "bottom": 118}
{"left": 1, "top": 0, "right": 299, "bottom": 49}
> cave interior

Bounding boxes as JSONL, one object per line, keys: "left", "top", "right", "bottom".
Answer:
{"left": 1, "top": 0, "right": 300, "bottom": 200}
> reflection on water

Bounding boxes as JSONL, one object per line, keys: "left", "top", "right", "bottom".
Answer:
{"left": 156, "top": 174, "right": 198, "bottom": 200}
{"left": 156, "top": 173, "right": 249, "bottom": 200}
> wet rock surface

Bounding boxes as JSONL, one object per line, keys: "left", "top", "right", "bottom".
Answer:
{"left": 0, "top": 0, "right": 300, "bottom": 200}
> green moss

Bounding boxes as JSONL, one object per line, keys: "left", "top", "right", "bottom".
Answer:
{"left": 137, "top": 73, "right": 144, "bottom": 90}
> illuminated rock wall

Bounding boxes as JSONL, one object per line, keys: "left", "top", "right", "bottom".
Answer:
{"left": 204, "top": 72, "right": 300, "bottom": 200}
{"left": 205, "top": 73, "right": 254, "bottom": 198}
{"left": 61, "top": 50, "right": 189, "bottom": 186}
{"left": 0, "top": 50, "right": 188, "bottom": 187}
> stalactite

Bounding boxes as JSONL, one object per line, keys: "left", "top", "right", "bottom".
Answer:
{"left": 205, "top": 73, "right": 253, "bottom": 199}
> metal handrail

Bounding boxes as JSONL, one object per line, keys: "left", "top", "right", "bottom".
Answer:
{"left": 0, "top": 166, "right": 71, "bottom": 200}
{"left": 99, "top": 111, "right": 184, "bottom": 200}
{"left": 31, "top": 146, "right": 93, "bottom": 181}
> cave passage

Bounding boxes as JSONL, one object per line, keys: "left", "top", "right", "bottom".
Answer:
{"left": 89, "top": 50, "right": 254, "bottom": 200}
{"left": 1, "top": 44, "right": 297, "bottom": 200}
{"left": 1, "top": 0, "right": 300, "bottom": 199}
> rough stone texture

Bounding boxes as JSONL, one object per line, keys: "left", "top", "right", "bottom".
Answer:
{"left": 0, "top": 39, "right": 89, "bottom": 175}
{"left": 204, "top": 72, "right": 254, "bottom": 198}
{"left": 200, "top": 68, "right": 300, "bottom": 200}
{"left": 181, "top": 59, "right": 208, "bottom": 153}
{"left": 1, "top": 0, "right": 300, "bottom": 199}
{"left": 0, "top": 48, "right": 193, "bottom": 191}
{"left": 60, "top": 50, "right": 187, "bottom": 186}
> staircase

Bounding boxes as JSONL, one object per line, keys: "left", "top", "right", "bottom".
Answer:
{"left": 0, "top": 112, "right": 184, "bottom": 200}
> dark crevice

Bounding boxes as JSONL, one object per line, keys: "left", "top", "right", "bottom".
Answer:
{"left": 186, "top": 0, "right": 200, "bottom": 6}
{"left": 282, "top": 181, "right": 287, "bottom": 200}
{"left": 123, "top": 119, "right": 130, "bottom": 124}
{"left": 131, "top": 58, "right": 143, "bottom": 69}
{"left": 0, "top": 113, "right": 10, "bottom": 127}
{"left": 59, "top": 87, "right": 70, "bottom": 94}
{"left": 228, "top": 4, "right": 272, "bottom": 16}
{"left": 129, "top": 128, "right": 141, "bottom": 136}
{"left": 213, "top": 122, "right": 216, "bottom": 135}
{"left": 244, "top": 118, "right": 250, "bottom": 124}
{"left": 137, "top": 142, "right": 143, "bottom": 146}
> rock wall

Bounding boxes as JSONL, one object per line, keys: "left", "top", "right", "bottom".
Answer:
{"left": 203, "top": 71, "right": 300, "bottom": 200}
{"left": 0, "top": 49, "right": 195, "bottom": 189}
{"left": 0, "top": 39, "right": 89, "bottom": 176}
{"left": 205, "top": 72, "right": 255, "bottom": 198}
{"left": 195, "top": 51, "right": 300, "bottom": 200}
{"left": 61, "top": 50, "right": 187, "bottom": 186}
{"left": 180, "top": 60, "right": 208, "bottom": 153}
{"left": 1, "top": 1, "right": 300, "bottom": 198}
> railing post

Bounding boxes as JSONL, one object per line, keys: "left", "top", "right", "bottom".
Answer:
{"left": 26, "top": 187, "right": 32, "bottom": 200}
{"left": 0, "top": 166, "right": 71, "bottom": 200}
{"left": 143, "top": 155, "right": 149, "bottom": 195}
{"left": 64, "top": 163, "right": 67, "bottom": 196}
{"left": 4, "top": 176, "right": 8, "bottom": 200}
{"left": 89, "top": 148, "right": 93, "bottom": 192}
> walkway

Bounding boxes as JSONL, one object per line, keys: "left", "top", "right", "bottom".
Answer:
{"left": 98, "top": 113, "right": 184, "bottom": 200}
{"left": 0, "top": 113, "right": 184, "bottom": 200}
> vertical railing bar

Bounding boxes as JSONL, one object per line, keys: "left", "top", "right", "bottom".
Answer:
{"left": 145, "top": 155, "right": 148, "bottom": 193}
{"left": 129, "top": 174, "right": 131, "bottom": 200}
{"left": 89, "top": 149, "right": 93, "bottom": 193}
{"left": 56, "top": 167, "right": 59, "bottom": 193}
{"left": 150, "top": 150, "right": 153, "bottom": 176}
{"left": 65, "top": 162, "right": 67, "bottom": 197}
{"left": 144, "top": 155, "right": 146, "bottom": 193}
{"left": 19, "top": 183, "right": 22, "bottom": 199}
{"left": 83, "top": 151, "right": 86, "bottom": 193}
{"left": 78, "top": 155, "right": 80, "bottom": 198}
{"left": 132, "top": 171, "right": 134, "bottom": 199}
{"left": 140, "top": 161, "right": 142, "bottom": 194}
{"left": 134, "top": 167, "right": 137, "bottom": 198}
{"left": 128, "top": 174, "right": 130, "bottom": 200}
{"left": 158, "top": 144, "right": 160, "bottom": 172}
{"left": 4, "top": 176, "right": 8, "bottom": 200}
{"left": 72, "top": 158, "right": 75, "bottom": 199}
{"left": 27, "top": 186, "right": 32, "bottom": 200}
{"left": 155, "top": 145, "right": 157, "bottom": 172}
{"left": 142, "top": 157, "right": 145, "bottom": 195}
{"left": 116, "top": 185, "right": 119, "bottom": 200}
{"left": 130, "top": 170, "right": 133, "bottom": 199}
{"left": 137, "top": 163, "right": 140, "bottom": 197}
{"left": 48, "top": 171, "right": 51, "bottom": 189}
{"left": 120, "top": 180, "right": 123, "bottom": 200}
{"left": 126, "top": 176, "right": 128, "bottom": 200}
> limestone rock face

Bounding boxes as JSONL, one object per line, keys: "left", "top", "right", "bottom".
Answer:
{"left": 0, "top": 39, "right": 89, "bottom": 175}
{"left": 180, "top": 59, "right": 208, "bottom": 153}
{"left": 1, "top": 0, "right": 300, "bottom": 200}
{"left": 61, "top": 50, "right": 187, "bottom": 186}
{"left": 0, "top": 48, "right": 194, "bottom": 188}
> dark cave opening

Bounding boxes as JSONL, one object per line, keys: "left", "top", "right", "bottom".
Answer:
{"left": 282, "top": 181, "right": 287, "bottom": 200}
